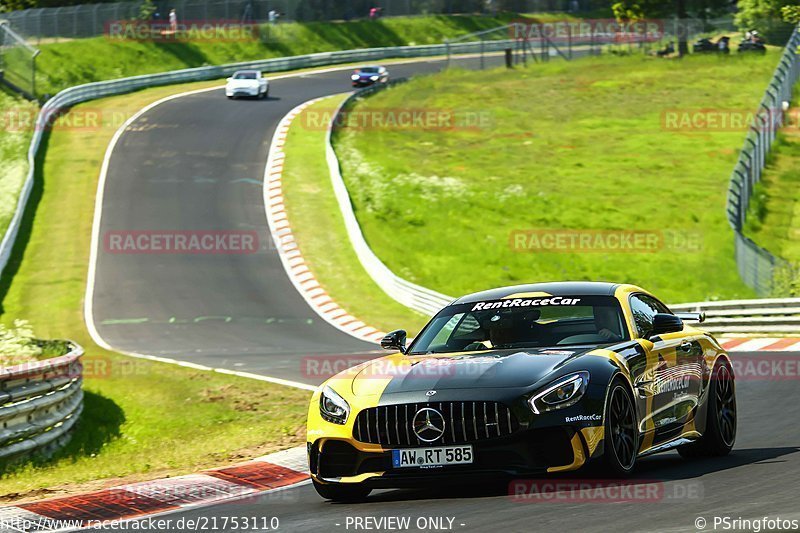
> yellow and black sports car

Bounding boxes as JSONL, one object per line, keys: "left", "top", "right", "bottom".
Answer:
{"left": 307, "top": 282, "right": 736, "bottom": 501}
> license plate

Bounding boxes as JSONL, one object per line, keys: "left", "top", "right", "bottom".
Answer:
{"left": 391, "top": 445, "right": 473, "bottom": 468}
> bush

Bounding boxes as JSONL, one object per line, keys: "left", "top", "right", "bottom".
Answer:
{"left": 0, "top": 319, "right": 43, "bottom": 368}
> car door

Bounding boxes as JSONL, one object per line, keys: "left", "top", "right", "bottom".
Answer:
{"left": 629, "top": 294, "right": 703, "bottom": 448}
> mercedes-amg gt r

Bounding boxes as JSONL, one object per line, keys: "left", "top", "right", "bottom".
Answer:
{"left": 307, "top": 282, "right": 737, "bottom": 501}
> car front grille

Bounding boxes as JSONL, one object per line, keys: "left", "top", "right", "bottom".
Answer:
{"left": 353, "top": 401, "right": 519, "bottom": 447}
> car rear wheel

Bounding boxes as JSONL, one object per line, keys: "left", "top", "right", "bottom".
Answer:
{"left": 678, "top": 361, "right": 736, "bottom": 458}
{"left": 312, "top": 479, "right": 371, "bottom": 502}
{"left": 602, "top": 379, "right": 638, "bottom": 475}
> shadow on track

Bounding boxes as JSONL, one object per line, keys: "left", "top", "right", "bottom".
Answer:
{"left": 325, "top": 447, "right": 800, "bottom": 505}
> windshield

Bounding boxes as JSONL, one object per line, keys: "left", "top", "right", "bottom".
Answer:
{"left": 359, "top": 67, "right": 380, "bottom": 74}
{"left": 408, "top": 295, "right": 629, "bottom": 354}
{"left": 233, "top": 72, "right": 257, "bottom": 80}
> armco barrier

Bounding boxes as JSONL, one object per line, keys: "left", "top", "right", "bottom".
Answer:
{"left": 671, "top": 298, "right": 800, "bottom": 335}
{"left": 725, "top": 24, "right": 800, "bottom": 296}
{"left": 0, "top": 342, "right": 83, "bottom": 460}
{"left": 326, "top": 80, "right": 453, "bottom": 317}
{"left": 0, "top": 39, "right": 517, "bottom": 280}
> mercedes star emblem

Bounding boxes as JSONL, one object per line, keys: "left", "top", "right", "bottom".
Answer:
{"left": 412, "top": 407, "right": 446, "bottom": 442}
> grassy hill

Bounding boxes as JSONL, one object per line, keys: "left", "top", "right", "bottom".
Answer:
{"left": 35, "top": 14, "right": 522, "bottom": 94}
{"left": 334, "top": 52, "right": 780, "bottom": 302}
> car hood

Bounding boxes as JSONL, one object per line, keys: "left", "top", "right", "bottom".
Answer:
{"left": 349, "top": 347, "right": 595, "bottom": 397}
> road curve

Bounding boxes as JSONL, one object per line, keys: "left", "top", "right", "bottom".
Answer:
{"left": 89, "top": 55, "right": 502, "bottom": 386}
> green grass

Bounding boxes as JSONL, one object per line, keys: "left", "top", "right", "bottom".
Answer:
{"left": 0, "top": 90, "right": 37, "bottom": 239}
{"left": 281, "top": 95, "right": 429, "bottom": 335}
{"left": 36, "top": 14, "right": 519, "bottom": 95}
{"left": 0, "top": 80, "right": 310, "bottom": 501}
{"left": 334, "top": 53, "right": 781, "bottom": 303}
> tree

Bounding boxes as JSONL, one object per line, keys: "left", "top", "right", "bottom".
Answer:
{"left": 736, "top": 0, "right": 796, "bottom": 44}
{"left": 612, "top": 0, "right": 730, "bottom": 56}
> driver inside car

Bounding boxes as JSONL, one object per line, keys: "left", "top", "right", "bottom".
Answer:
{"left": 464, "top": 309, "right": 541, "bottom": 350}
{"left": 595, "top": 305, "right": 624, "bottom": 341}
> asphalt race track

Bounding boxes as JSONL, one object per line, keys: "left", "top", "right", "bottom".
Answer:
{"left": 91, "top": 55, "right": 501, "bottom": 385}
{"left": 131, "top": 362, "right": 800, "bottom": 532}
{"left": 94, "top": 54, "right": 800, "bottom": 530}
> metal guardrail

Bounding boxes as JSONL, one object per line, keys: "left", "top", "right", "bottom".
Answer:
{"left": 671, "top": 298, "right": 800, "bottom": 334}
{"left": 326, "top": 80, "right": 454, "bottom": 317}
{"left": 725, "top": 24, "right": 800, "bottom": 296}
{"left": 0, "top": 342, "right": 84, "bottom": 461}
{"left": 0, "top": 40, "right": 518, "bottom": 280}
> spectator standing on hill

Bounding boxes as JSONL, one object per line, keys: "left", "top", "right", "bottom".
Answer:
{"left": 169, "top": 8, "right": 177, "bottom": 32}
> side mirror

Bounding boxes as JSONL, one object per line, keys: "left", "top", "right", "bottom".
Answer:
{"left": 381, "top": 329, "right": 407, "bottom": 354}
{"left": 648, "top": 313, "right": 684, "bottom": 340}
{"left": 675, "top": 312, "right": 705, "bottom": 323}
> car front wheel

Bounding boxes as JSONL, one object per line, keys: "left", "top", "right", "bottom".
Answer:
{"left": 313, "top": 479, "right": 371, "bottom": 502}
{"left": 602, "top": 379, "right": 638, "bottom": 475}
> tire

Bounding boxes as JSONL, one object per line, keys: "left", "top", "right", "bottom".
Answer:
{"left": 227, "top": 95, "right": 233, "bottom": 99}
{"left": 602, "top": 379, "right": 639, "bottom": 476}
{"left": 312, "top": 479, "right": 371, "bottom": 502}
{"left": 678, "top": 361, "right": 736, "bottom": 458}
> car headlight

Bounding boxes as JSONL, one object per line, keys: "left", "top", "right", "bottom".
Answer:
{"left": 320, "top": 385, "right": 350, "bottom": 424}
{"left": 528, "top": 372, "right": 589, "bottom": 414}
{"left": 370, "top": 75, "right": 379, "bottom": 81}
{"left": 351, "top": 74, "right": 360, "bottom": 81}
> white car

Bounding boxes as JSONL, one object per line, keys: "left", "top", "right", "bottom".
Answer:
{"left": 225, "top": 70, "right": 269, "bottom": 99}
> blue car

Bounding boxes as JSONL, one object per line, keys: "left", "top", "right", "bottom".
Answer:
{"left": 351, "top": 65, "right": 389, "bottom": 87}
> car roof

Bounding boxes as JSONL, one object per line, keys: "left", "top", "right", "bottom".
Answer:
{"left": 233, "top": 70, "right": 258, "bottom": 74}
{"left": 451, "top": 281, "right": 628, "bottom": 304}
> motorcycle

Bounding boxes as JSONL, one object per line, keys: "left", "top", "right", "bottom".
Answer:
{"left": 739, "top": 38, "right": 767, "bottom": 54}
{"left": 693, "top": 36, "right": 730, "bottom": 54}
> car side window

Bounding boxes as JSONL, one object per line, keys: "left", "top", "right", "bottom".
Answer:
{"left": 629, "top": 294, "right": 659, "bottom": 337}
{"left": 642, "top": 294, "right": 671, "bottom": 315}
